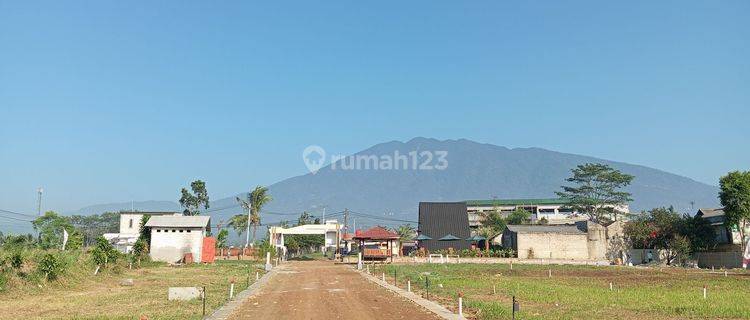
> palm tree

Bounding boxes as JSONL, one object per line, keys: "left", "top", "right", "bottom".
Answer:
{"left": 237, "top": 186, "right": 273, "bottom": 247}
{"left": 395, "top": 224, "right": 415, "bottom": 256}
{"left": 228, "top": 214, "right": 248, "bottom": 240}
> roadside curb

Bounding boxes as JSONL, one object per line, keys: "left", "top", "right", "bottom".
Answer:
{"left": 204, "top": 264, "right": 282, "bottom": 320}
{"left": 355, "top": 267, "right": 463, "bottom": 320}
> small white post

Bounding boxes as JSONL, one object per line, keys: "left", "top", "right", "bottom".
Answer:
{"left": 724, "top": 270, "right": 728, "bottom": 277}
{"left": 510, "top": 260, "right": 513, "bottom": 270}
{"left": 408, "top": 280, "right": 411, "bottom": 292}
{"left": 229, "top": 282, "right": 235, "bottom": 299}
{"left": 265, "top": 252, "right": 272, "bottom": 271}
{"left": 256, "top": 271, "right": 259, "bottom": 281}
{"left": 366, "top": 264, "right": 370, "bottom": 274}
{"left": 458, "top": 292, "right": 464, "bottom": 317}
{"left": 493, "top": 285, "right": 496, "bottom": 294}
{"left": 548, "top": 269, "right": 552, "bottom": 278}
{"left": 609, "top": 282, "right": 613, "bottom": 291}
{"left": 357, "top": 252, "right": 363, "bottom": 270}
{"left": 703, "top": 285, "right": 707, "bottom": 299}
{"left": 382, "top": 273, "right": 386, "bottom": 282}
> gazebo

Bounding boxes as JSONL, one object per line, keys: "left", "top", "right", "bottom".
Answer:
{"left": 353, "top": 226, "right": 400, "bottom": 262}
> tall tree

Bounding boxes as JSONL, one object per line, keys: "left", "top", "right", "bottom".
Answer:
{"left": 395, "top": 224, "right": 415, "bottom": 255}
{"left": 719, "top": 171, "right": 750, "bottom": 252}
{"left": 556, "top": 163, "right": 634, "bottom": 224}
{"left": 179, "top": 180, "right": 209, "bottom": 216}
{"left": 237, "top": 186, "right": 273, "bottom": 247}
{"left": 32, "top": 211, "right": 79, "bottom": 250}
{"left": 228, "top": 214, "right": 248, "bottom": 240}
{"left": 479, "top": 210, "right": 506, "bottom": 251}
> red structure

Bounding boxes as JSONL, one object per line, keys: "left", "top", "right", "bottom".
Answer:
{"left": 353, "top": 226, "right": 400, "bottom": 262}
{"left": 201, "top": 237, "right": 216, "bottom": 263}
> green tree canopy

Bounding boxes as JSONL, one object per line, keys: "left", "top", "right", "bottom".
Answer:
{"left": 719, "top": 171, "right": 750, "bottom": 251}
{"left": 506, "top": 208, "right": 531, "bottom": 225}
{"left": 556, "top": 163, "right": 634, "bottom": 224}
{"left": 32, "top": 211, "right": 81, "bottom": 250}
{"left": 623, "top": 206, "right": 714, "bottom": 265}
{"left": 179, "top": 180, "right": 209, "bottom": 216}
{"left": 236, "top": 186, "right": 273, "bottom": 246}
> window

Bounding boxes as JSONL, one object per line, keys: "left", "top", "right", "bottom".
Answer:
{"left": 186, "top": 229, "right": 191, "bottom": 233}
{"left": 157, "top": 229, "right": 161, "bottom": 232}
{"left": 129, "top": 219, "right": 133, "bottom": 228}
{"left": 172, "top": 229, "right": 176, "bottom": 232}
{"left": 179, "top": 229, "right": 184, "bottom": 233}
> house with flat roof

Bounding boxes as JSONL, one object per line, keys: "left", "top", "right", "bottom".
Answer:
{"left": 103, "top": 211, "right": 181, "bottom": 253}
{"left": 145, "top": 215, "right": 211, "bottom": 263}
{"left": 501, "top": 221, "right": 620, "bottom": 261}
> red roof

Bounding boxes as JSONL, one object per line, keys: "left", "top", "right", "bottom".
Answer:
{"left": 353, "top": 226, "right": 399, "bottom": 240}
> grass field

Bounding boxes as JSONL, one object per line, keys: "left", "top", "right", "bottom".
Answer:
{"left": 371, "top": 263, "right": 750, "bottom": 320}
{"left": 0, "top": 259, "right": 265, "bottom": 320}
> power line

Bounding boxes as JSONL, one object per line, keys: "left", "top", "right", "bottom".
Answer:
{"left": 0, "top": 208, "right": 37, "bottom": 218}
{"left": 0, "top": 214, "right": 34, "bottom": 223}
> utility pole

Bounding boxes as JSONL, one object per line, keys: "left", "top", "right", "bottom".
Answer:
{"left": 343, "top": 208, "right": 349, "bottom": 261}
{"left": 322, "top": 206, "right": 326, "bottom": 223}
{"left": 344, "top": 208, "right": 349, "bottom": 237}
{"left": 37, "top": 187, "right": 43, "bottom": 216}
{"left": 245, "top": 202, "right": 252, "bottom": 248}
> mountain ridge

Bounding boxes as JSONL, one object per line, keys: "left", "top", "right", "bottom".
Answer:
{"left": 67, "top": 138, "right": 720, "bottom": 231}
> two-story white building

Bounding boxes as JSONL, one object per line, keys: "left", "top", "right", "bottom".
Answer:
{"left": 103, "top": 211, "right": 181, "bottom": 253}
{"left": 465, "top": 198, "right": 629, "bottom": 233}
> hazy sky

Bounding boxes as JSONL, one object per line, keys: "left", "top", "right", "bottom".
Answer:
{"left": 1, "top": 1, "right": 748, "bottom": 223}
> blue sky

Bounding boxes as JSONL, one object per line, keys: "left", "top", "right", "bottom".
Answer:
{"left": 1, "top": 1, "right": 748, "bottom": 220}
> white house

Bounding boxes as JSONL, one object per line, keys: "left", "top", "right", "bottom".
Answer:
{"left": 103, "top": 211, "right": 181, "bottom": 253}
{"left": 145, "top": 215, "right": 211, "bottom": 263}
{"left": 268, "top": 220, "right": 343, "bottom": 253}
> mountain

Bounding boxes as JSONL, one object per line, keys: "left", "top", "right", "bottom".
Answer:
{"left": 68, "top": 200, "right": 180, "bottom": 215}
{"left": 204, "top": 138, "right": 720, "bottom": 229}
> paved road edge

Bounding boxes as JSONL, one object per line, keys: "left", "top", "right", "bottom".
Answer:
{"left": 204, "top": 264, "right": 282, "bottom": 320}
{"left": 354, "top": 267, "right": 463, "bottom": 320}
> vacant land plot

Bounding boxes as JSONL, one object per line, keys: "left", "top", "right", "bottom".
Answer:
{"left": 371, "top": 263, "right": 750, "bottom": 319}
{"left": 0, "top": 260, "right": 264, "bottom": 320}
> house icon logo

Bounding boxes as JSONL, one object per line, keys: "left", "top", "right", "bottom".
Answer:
{"left": 302, "top": 145, "right": 326, "bottom": 174}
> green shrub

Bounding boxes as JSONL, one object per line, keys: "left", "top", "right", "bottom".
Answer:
{"left": 38, "top": 253, "right": 65, "bottom": 281}
{"left": 0, "top": 272, "right": 7, "bottom": 291}
{"left": 9, "top": 251, "right": 24, "bottom": 270}
{"left": 91, "top": 236, "right": 120, "bottom": 267}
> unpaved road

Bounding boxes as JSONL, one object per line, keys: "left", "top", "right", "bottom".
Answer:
{"left": 228, "top": 260, "right": 440, "bottom": 320}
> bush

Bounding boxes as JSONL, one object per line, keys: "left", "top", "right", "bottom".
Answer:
{"left": 9, "top": 251, "right": 24, "bottom": 270}
{"left": 255, "top": 240, "right": 277, "bottom": 260}
{"left": 91, "top": 236, "right": 120, "bottom": 267}
{"left": 38, "top": 253, "right": 65, "bottom": 281}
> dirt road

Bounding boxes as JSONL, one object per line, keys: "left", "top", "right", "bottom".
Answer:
{"left": 228, "top": 260, "right": 440, "bottom": 320}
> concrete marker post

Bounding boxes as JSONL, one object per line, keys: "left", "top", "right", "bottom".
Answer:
{"left": 609, "top": 282, "right": 613, "bottom": 291}
{"left": 382, "top": 272, "right": 386, "bottom": 282}
{"left": 265, "top": 252, "right": 272, "bottom": 271}
{"left": 407, "top": 279, "right": 411, "bottom": 292}
{"left": 357, "top": 252, "right": 363, "bottom": 270}
{"left": 493, "top": 285, "right": 496, "bottom": 294}
{"left": 458, "top": 291, "right": 464, "bottom": 317}
{"left": 256, "top": 271, "right": 259, "bottom": 281}
{"left": 229, "top": 281, "right": 235, "bottom": 299}
{"left": 548, "top": 269, "right": 552, "bottom": 278}
{"left": 703, "top": 284, "right": 707, "bottom": 299}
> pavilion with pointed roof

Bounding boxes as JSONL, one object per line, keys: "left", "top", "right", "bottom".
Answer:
{"left": 353, "top": 226, "right": 400, "bottom": 262}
